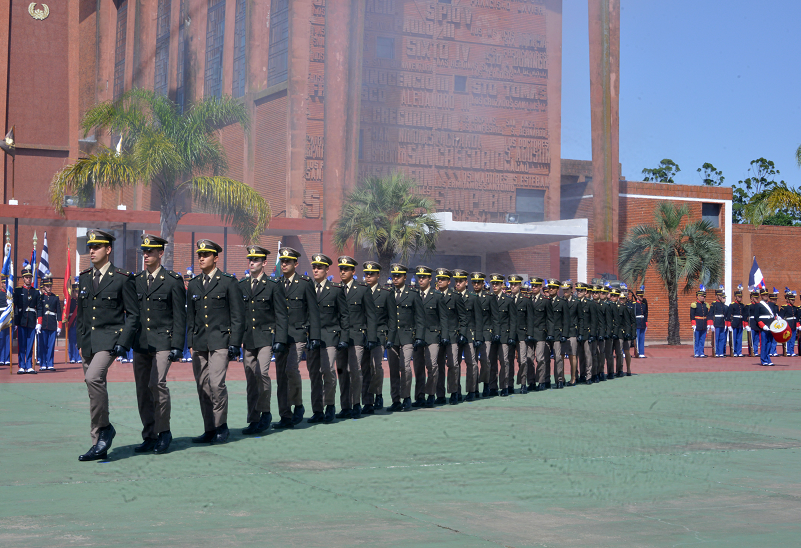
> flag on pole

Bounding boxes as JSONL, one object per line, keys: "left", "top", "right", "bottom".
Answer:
{"left": 0, "top": 243, "right": 14, "bottom": 330}
{"left": 0, "top": 126, "right": 15, "bottom": 158}
{"left": 38, "top": 231, "right": 49, "bottom": 284}
{"left": 30, "top": 248, "right": 37, "bottom": 289}
{"left": 273, "top": 240, "right": 282, "bottom": 276}
{"left": 748, "top": 256, "right": 765, "bottom": 290}
{"left": 63, "top": 240, "right": 72, "bottom": 323}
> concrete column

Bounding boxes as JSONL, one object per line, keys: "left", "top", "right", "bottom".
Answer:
{"left": 342, "top": 0, "right": 366, "bottom": 200}
{"left": 286, "top": 0, "right": 312, "bottom": 218}
{"left": 588, "top": 0, "right": 620, "bottom": 278}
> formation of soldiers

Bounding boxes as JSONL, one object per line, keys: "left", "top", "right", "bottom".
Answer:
{"left": 72, "top": 229, "right": 649, "bottom": 462}
{"left": 690, "top": 284, "right": 801, "bottom": 366}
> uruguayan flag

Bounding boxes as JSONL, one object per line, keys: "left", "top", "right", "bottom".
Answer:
{"left": 0, "top": 243, "right": 14, "bottom": 330}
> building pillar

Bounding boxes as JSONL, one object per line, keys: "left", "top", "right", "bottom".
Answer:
{"left": 286, "top": 0, "right": 312, "bottom": 219}
{"left": 588, "top": 0, "right": 620, "bottom": 278}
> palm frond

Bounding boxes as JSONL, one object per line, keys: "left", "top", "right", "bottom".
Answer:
{"left": 49, "top": 150, "right": 140, "bottom": 214}
{"left": 187, "top": 176, "right": 271, "bottom": 244}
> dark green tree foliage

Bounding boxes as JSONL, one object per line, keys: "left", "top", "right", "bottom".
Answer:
{"left": 732, "top": 158, "right": 799, "bottom": 226}
{"left": 697, "top": 162, "right": 724, "bottom": 186}
{"left": 642, "top": 159, "right": 681, "bottom": 184}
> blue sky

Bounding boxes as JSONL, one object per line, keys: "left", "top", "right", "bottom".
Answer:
{"left": 561, "top": 0, "right": 801, "bottom": 187}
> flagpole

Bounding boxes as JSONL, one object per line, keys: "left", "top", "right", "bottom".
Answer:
{"left": 32, "top": 232, "right": 38, "bottom": 370}
{"left": 5, "top": 232, "right": 11, "bottom": 375}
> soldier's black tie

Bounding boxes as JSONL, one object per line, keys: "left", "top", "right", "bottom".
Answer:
{"left": 147, "top": 273, "right": 154, "bottom": 288}
{"left": 395, "top": 288, "right": 401, "bottom": 301}
{"left": 317, "top": 283, "right": 322, "bottom": 297}
{"left": 93, "top": 270, "right": 101, "bottom": 291}
{"left": 203, "top": 274, "right": 210, "bottom": 288}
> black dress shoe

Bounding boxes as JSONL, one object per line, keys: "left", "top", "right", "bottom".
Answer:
{"left": 465, "top": 392, "right": 475, "bottom": 401}
{"left": 242, "top": 422, "right": 259, "bottom": 435}
{"left": 78, "top": 445, "right": 107, "bottom": 462}
{"left": 500, "top": 388, "right": 509, "bottom": 397}
{"left": 527, "top": 383, "right": 536, "bottom": 392}
{"left": 375, "top": 395, "right": 384, "bottom": 410}
{"left": 426, "top": 395, "right": 435, "bottom": 408}
{"left": 458, "top": 392, "right": 464, "bottom": 402}
{"left": 351, "top": 404, "right": 362, "bottom": 419}
{"left": 402, "top": 397, "right": 412, "bottom": 411}
{"left": 213, "top": 424, "right": 229, "bottom": 444}
{"left": 255, "top": 412, "right": 272, "bottom": 433}
{"left": 537, "top": 383, "right": 549, "bottom": 392}
{"left": 412, "top": 397, "right": 425, "bottom": 408}
{"left": 95, "top": 424, "right": 116, "bottom": 455}
{"left": 307, "top": 412, "right": 324, "bottom": 424}
{"left": 292, "top": 405, "right": 305, "bottom": 425}
{"left": 606, "top": 374, "right": 614, "bottom": 380}
{"left": 557, "top": 381, "right": 565, "bottom": 389}
{"left": 387, "top": 401, "right": 403, "bottom": 412}
{"left": 489, "top": 389, "right": 499, "bottom": 397}
{"left": 615, "top": 372, "right": 623, "bottom": 378}
{"left": 362, "top": 404, "right": 375, "bottom": 415}
{"left": 482, "top": 385, "right": 490, "bottom": 398}
{"left": 134, "top": 438, "right": 158, "bottom": 453}
{"left": 449, "top": 393, "right": 458, "bottom": 405}
{"left": 625, "top": 372, "right": 632, "bottom": 377}
{"left": 587, "top": 378, "right": 593, "bottom": 385}
{"left": 507, "top": 385, "right": 514, "bottom": 394}
{"left": 273, "top": 417, "right": 295, "bottom": 429}
{"left": 336, "top": 408, "right": 352, "bottom": 419}
{"left": 435, "top": 397, "right": 447, "bottom": 405}
{"left": 192, "top": 431, "right": 216, "bottom": 443}
{"left": 154, "top": 431, "right": 172, "bottom": 454}
{"left": 323, "top": 405, "right": 335, "bottom": 423}
{"left": 520, "top": 385, "right": 528, "bottom": 394}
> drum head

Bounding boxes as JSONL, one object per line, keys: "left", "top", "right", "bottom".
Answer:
{"left": 770, "top": 318, "right": 788, "bottom": 333}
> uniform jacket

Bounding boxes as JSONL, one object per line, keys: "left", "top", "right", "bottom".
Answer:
{"left": 37, "top": 292, "right": 62, "bottom": 331}
{"left": 779, "top": 303, "right": 798, "bottom": 330}
{"left": 690, "top": 301, "right": 710, "bottom": 331}
{"left": 624, "top": 302, "right": 637, "bottom": 338}
{"left": 755, "top": 300, "right": 779, "bottom": 329}
{"left": 511, "top": 292, "right": 536, "bottom": 342}
{"left": 186, "top": 270, "right": 245, "bottom": 351}
{"left": 549, "top": 296, "right": 570, "bottom": 340}
{"left": 134, "top": 268, "right": 186, "bottom": 353}
{"left": 239, "top": 274, "right": 288, "bottom": 350}
{"left": 419, "top": 288, "right": 448, "bottom": 345}
{"left": 77, "top": 262, "right": 139, "bottom": 356}
{"left": 592, "top": 298, "right": 606, "bottom": 339}
{"left": 493, "top": 292, "right": 517, "bottom": 342}
{"left": 314, "top": 280, "right": 350, "bottom": 348}
{"left": 530, "top": 293, "right": 552, "bottom": 341}
{"left": 370, "top": 285, "right": 397, "bottom": 346}
{"left": 343, "top": 281, "right": 377, "bottom": 346}
{"left": 565, "top": 296, "right": 579, "bottom": 338}
{"left": 394, "top": 285, "right": 426, "bottom": 345}
{"left": 634, "top": 300, "right": 647, "bottom": 330}
{"left": 709, "top": 300, "right": 729, "bottom": 329}
{"left": 602, "top": 300, "right": 616, "bottom": 338}
{"left": 458, "top": 290, "right": 484, "bottom": 343}
{"left": 281, "top": 273, "right": 322, "bottom": 344}
{"left": 14, "top": 285, "right": 39, "bottom": 328}
{"left": 727, "top": 301, "right": 747, "bottom": 329}
{"left": 66, "top": 298, "right": 78, "bottom": 330}
{"left": 440, "top": 289, "right": 468, "bottom": 341}
{"left": 577, "top": 297, "right": 597, "bottom": 340}
{"left": 474, "top": 290, "right": 499, "bottom": 342}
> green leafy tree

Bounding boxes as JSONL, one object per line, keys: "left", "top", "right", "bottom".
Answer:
{"left": 333, "top": 172, "right": 441, "bottom": 268}
{"left": 697, "top": 162, "right": 724, "bottom": 186}
{"left": 796, "top": 143, "right": 801, "bottom": 168}
{"left": 642, "top": 159, "right": 681, "bottom": 184}
{"left": 732, "top": 157, "right": 798, "bottom": 226}
{"left": 49, "top": 89, "right": 271, "bottom": 269}
{"left": 618, "top": 202, "right": 723, "bottom": 345}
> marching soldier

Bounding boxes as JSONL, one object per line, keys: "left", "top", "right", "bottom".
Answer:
{"left": 768, "top": 288, "right": 780, "bottom": 357}
{"left": 621, "top": 286, "right": 636, "bottom": 376}
{"left": 361, "top": 261, "right": 396, "bottom": 412}
{"left": 756, "top": 287, "right": 778, "bottom": 366}
{"left": 435, "top": 268, "right": 467, "bottom": 404}
{"left": 727, "top": 285, "right": 746, "bottom": 357}
{"left": 275, "top": 247, "right": 321, "bottom": 428}
{"left": 336, "top": 255, "right": 377, "bottom": 418}
{"left": 607, "top": 287, "right": 624, "bottom": 378}
{"left": 453, "top": 269, "right": 483, "bottom": 401}
{"left": 547, "top": 279, "right": 568, "bottom": 389}
{"left": 509, "top": 275, "right": 534, "bottom": 394}
{"left": 590, "top": 285, "right": 605, "bottom": 381}
{"left": 690, "top": 285, "right": 710, "bottom": 358}
{"left": 488, "top": 274, "right": 516, "bottom": 397}
{"left": 634, "top": 285, "right": 648, "bottom": 357}
{"left": 308, "top": 254, "right": 349, "bottom": 421}
{"left": 710, "top": 285, "right": 729, "bottom": 357}
{"left": 576, "top": 283, "right": 597, "bottom": 384}
{"left": 562, "top": 281, "right": 580, "bottom": 385}
{"left": 66, "top": 278, "right": 80, "bottom": 363}
{"left": 471, "top": 272, "right": 497, "bottom": 397}
{"left": 239, "top": 245, "right": 287, "bottom": 434}
{"left": 14, "top": 262, "right": 38, "bottom": 374}
{"left": 76, "top": 229, "right": 139, "bottom": 461}
{"left": 412, "top": 265, "right": 448, "bottom": 409}
{"left": 600, "top": 285, "right": 617, "bottom": 379}
{"left": 530, "top": 278, "right": 552, "bottom": 391}
{"left": 780, "top": 288, "right": 798, "bottom": 357}
{"left": 36, "top": 272, "right": 62, "bottom": 371}
{"left": 186, "top": 239, "right": 245, "bottom": 444}
{"left": 131, "top": 235, "right": 186, "bottom": 454}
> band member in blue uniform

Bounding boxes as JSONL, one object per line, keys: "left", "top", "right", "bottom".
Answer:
{"left": 780, "top": 288, "right": 798, "bottom": 357}
{"left": 634, "top": 285, "right": 648, "bottom": 357}
{"left": 14, "top": 262, "right": 39, "bottom": 373}
{"left": 746, "top": 289, "right": 760, "bottom": 357}
{"left": 710, "top": 285, "right": 728, "bottom": 357}
{"left": 36, "top": 272, "right": 62, "bottom": 371}
{"left": 0, "top": 274, "right": 11, "bottom": 365}
{"left": 756, "top": 287, "right": 779, "bottom": 366}
{"left": 727, "top": 285, "right": 746, "bottom": 357}
{"left": 690, "top": 285, "right": 709, "bottom": 358}
{"left": 767, "top": 288, "right": 780, "bottom": 356}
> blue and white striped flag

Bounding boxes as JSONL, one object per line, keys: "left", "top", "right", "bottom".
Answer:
{"left": 0, "top": 243, "right": 14, "bottom": 330}
{"left": 38, "top": 231, "right": 49, "bottom": 284}
{"left": 273, "top": 240, "right": 282, "bottom": 276}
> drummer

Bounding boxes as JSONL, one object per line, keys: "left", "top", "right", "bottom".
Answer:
{"left": 780, "top": 289, "right": 798, "bottom": 357}
{"left": 755, "top": 287, "right": 779, "bottom": 366}
{"left": 768, "top": 288, "right": 780, "bottom": 357}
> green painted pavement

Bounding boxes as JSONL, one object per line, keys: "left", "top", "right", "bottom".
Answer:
{"left": 1, "top": 372, "right": 800, "bottom": 547}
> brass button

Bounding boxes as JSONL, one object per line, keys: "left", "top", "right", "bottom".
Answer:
{"left": 92, "top": 317, "right": 95, "bottom": 320}
{"left": 205, "top": 324, "right": 209, "bottom": 327}
{"left": 147, "top": 327, "right": 150, "bottom": 331}
{"left": 147, "top": 308, "right": 150, "bottom": 311}
{"left": 91, "top": 326, "right": 95, "bottom": 330}
{"left": 204, "top": 296, "right": 208, "bottom": 300}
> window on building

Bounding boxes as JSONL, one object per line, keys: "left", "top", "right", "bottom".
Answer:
{"left": 376, "top": 37, "right": 394, "bottom": 59}
{"left": 113, "top": 1, "right": 128, "bottom": 101}
{"left": 267, "top": 0, "right": 289, "bottom": 87}
{"left": 154, "top": 0, "right": 171, "bottom": 96}
{"left": 515, "top": 188, "right": 546, "bottom": 222}
{"left": 232, "top": 0, "right": 247, "bottom": 98}
{"left": 204, "top": 0, "right": 226, "bottom": 99}
{"left": 175, "top": 0, "right": 187, "bottom": 111}
{"left": 702, "top": 202, "right": 721, "bottom": 228}
{"left": 454, "top": 75, "right": 467, "bottom": 92}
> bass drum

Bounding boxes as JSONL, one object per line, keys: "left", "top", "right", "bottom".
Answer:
{"left": 770, "top": 318, "right": 791, "bottom": 343}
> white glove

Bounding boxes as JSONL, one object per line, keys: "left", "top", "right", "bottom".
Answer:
{"left": 728, "top": 326, "right": 733, "bottom": 333}
{"left": 57, "top": 327, "right": 61, "bottom": 336}
{"left": 762, "top": 325, "right": 770, "bottom": 332}
{"left": 707, "top": 325, "right": 713, "bottom": 332}
{"left": 796, "top": 326, "right": 800, "bottom": 331}
{"left": 35, "top": 324, "right": 42, "bottom": 334}
{"left": 745, "top": 326, "right": 751, "bottom": 332}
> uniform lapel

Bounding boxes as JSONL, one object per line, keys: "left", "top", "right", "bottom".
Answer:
{"left": 251, "top": 276, "right": 266, "bottom": 298}
{"left": 203, "top": 272, "right": 220, "bottom": 296}
{"left": 317, "top": 281, "right": 329, "bottom": 303}
{"left": 147, "top": 272, "right": 165, "bottom": 296}
{"left": 96, "top": 264, "right": 116, "bottom": 294}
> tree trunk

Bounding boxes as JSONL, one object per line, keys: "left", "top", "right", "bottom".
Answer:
{"left": 378, "top": 251, "right": 395, "bottom": 277}
{"left": 160, "top": 196, "right": 181, "bottom": 271}
{"left": 666, "top": 277, "right": 681, "bottom": 345}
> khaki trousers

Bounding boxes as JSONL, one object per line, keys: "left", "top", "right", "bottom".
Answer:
{"left": 535, "top": 341, "right": 550, "bottom": 385}
{"left": 459, "top": 342, "right": 479, "bottom": 393}
{"left": 578, "top": 339, "right": 593, "bottom": 381}
{"left": 515, "top": 340, "right": 534, "bottom": 387}
{"left": 490, "top": 342, "right": 511, "bottom": 389}
{"left": 612, "top": 338, "right": 624, "bottom": 374}
{"left": 192, "top": 349, "right": 229, "bottom": 431}
{"left": 389, "top": 343, "right": 414, "bottom": 402}
{"left": 82, "top": 351, "right": 116, "bottom": 444}
{"left": 275, "top": 341, "right": 305, "bottom": 420}
{"left": 412, "top": 343, "right": 438, "bottom": 399}
{"left": 436, "top": 342, "right": 459, "bottom": 397}
{"left": 133, "top": 350, "right": 172, "bottom": 440}
{"left": 360, "top": 344, "right": 384, "bottom": 405}
{"left": 337, "top": 345, "right": 364, "bottom": 409}
{"left": 604, "top": 337, "right": 616, "bottom": 376}
{"left": 308, "top": 345, "right": 337, "bottom": 413}
{"left": 243, "top": 346, "right": 273, "bottom": 423}
{"left": 551, "top": 341, "right": 565, "bottom": 383}
{"left": 594, "top": 339, "right": 605, "bottom": 377}
{"left": 475, "top": 341, "right": 490, "bottom": 385}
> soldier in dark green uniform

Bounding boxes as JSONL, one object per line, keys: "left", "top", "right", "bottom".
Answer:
{"left": 547, "top": 279, "right": 569, "bottom": 389}
{"left": 131, "top": 235, "right": 186, "bottom": 454}
{"left": 394, "top": 264, "right": 426, "bottom": 410}
{"left": 607, "top": 287, "right": 624, "bottom": 378}
{"left": 336, "top": 255, "right": 377, "bottom": 419}
{"left": 309, "top": 254, "right": 350, "bottom": 421}
{"left": 239, "top": 245, "right": 287, "bottom": 435}
{"left": 361, "top": 261, "right": 396, "bottom": 412}
{"left": 453, "top": 269, "right": 484, "bottom": 401}
{"left": 508, "top": 275, "right": 534, "bottom": 394}
{"left": 76, "top": 229, "right": 139, "bottom": 461}
{"left": 562, "top": 281, "right": 580, "bottom": 385}
{"left": 186, "top": 239, "right": 245, "bottom": 444}
{"left": 435, "top": 268, "right": 468, "bottom": 404}
{"left": 275, "top": 247, "right": 322, "bottom": 428}
{"left": 412, "top": 265, "right": 448, "bottom": 407}
{"left": 530, "top": 277, "right": 552, "bottom": 391}
{"left": 488, "top": 274, "right": 517, "bottom": 396}
{"left": 591, "top": 285, "right": 606, "bottom": 382}
{"left": 600, "top": 285, "right": 615, "bottom": 381}
{"left": 471, "top": 272, "right": 497, "bottom": 397}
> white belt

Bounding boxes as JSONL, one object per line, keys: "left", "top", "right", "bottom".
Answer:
{"left": 732, "top": 315, "right": 742, "bottom": 318}
{"left": 714, "top": 315, "right": 724, "bottom": 317}
{"left": 45, "top": 311, "right": 57, "bottom": 316}
{"left": 636, "top": 315, "right": 645, "bottom": 318}
{"left": 25, "top": 307, "right": 36, "bottom": 312}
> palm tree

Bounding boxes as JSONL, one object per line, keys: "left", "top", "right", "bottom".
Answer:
{"left": 49, "top": 89, "right": 271, "bottom": 269}
{"left": 333, "top": 172, "right": 441, "bottom": 268}
{"left": 618, "top": 202, "right": 723, "bottom": 345}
